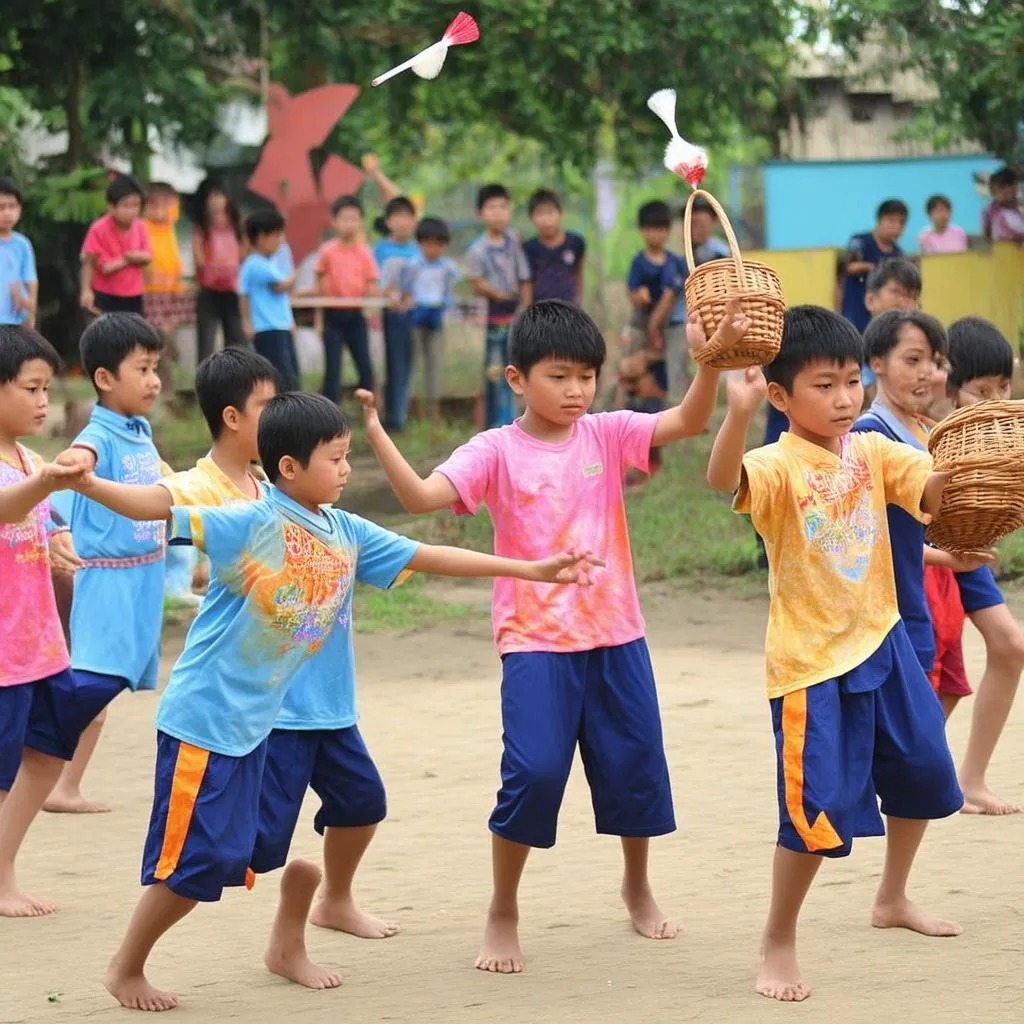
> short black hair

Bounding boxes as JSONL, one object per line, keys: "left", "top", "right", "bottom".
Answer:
{"left": 876, "top": 198, "right": 909, "bottom": 221}
{"left": 0, "top": 324, "right": 61, "bottom": 384}
{"left": 106, "top": 173, "right": 145, "bottom": 206}
{"left": 990, "top": 166, "right": 1019, "bottom": 189}
{"left": 79, "top": 313, "right": 163, "bottom": 391}
{"left": 416, "top": 216, "right": 450, "bottom": 244}
{"left": 863, "top": 309, "right": 947, "bottom": 362}
{"left": 258, "top": 391, "right": 351, "bottom": 484}
{"left": 638, "top": 200, "right": 671, "bottom": 229}
{"left": 331, "top": 194, "right": 363, "bottom": 218}
{"left": 926, "top": 194, "right": 952, "bottom": 214}
{"left": 765, "top": 306, "right": 864, "bottom": 393}
{"left": 0, "top": 175, "right": 22, "bottom": 204}
{"left": 508, "top": 299, "right": 605, "bottom": 377}
{"left": 195, "top": 347, "right": 279, "bottom": 440}
{"left": 245, "top": 208, "right": 285, "bottom": 244}
{"left": 528, "top": 189, "right": 561, "bottom": 215}
{"left": 866, "top": 257, "right": 921, "bottom": 296}
{"left": 384, "top": 196, "right": 416, "bottom": 219}
{"left": 477, "top": 183, "right": 510, "bottom": 210}
{"left": 947, "top": 317, "right": 1014, "bottom": 389}
{"left": 689, "top": 196, "right": 718, "bottom": 219}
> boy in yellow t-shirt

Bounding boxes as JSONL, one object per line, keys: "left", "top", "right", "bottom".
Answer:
{"left": 707, "top": 306, "right": 963, "bottom": 1004}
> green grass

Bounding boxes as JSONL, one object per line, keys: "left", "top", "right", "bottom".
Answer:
{"left": 352, "top": 573, "right": 475, "bottom": 632}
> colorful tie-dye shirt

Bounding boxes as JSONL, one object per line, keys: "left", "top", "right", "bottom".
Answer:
{"left": 436, "top": 411, "right": 658, "bottom": 655}
{"left": 0, "top": 445, "right": 70, "bottom": 687}
{"left": 156, "top": 486, "right": 418, "bottom": 756}
{"left": 735, "top": 430, "right": 932, "bottom": 699}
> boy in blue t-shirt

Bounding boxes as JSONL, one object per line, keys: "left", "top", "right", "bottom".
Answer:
{"left": 523, "top": 189, "right": 585, "bottom": 305}
{"left": 239, "top": 209, "right": 300, "bottom": 391}
{"left": 100, "top": 391, "right": 598, "bottom": 1011}
{"left": 0, "top": 177, "right": 38, "bottom": 328}
{"left": 45, "top": 313, "right": 166, "bottom": 814}
{"left": 840, "top": 198, "right": 908, "bottom": 333}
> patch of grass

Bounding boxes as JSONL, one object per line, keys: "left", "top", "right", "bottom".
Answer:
{"left": 353, "top": 573, "right": 475, "bottom": 632}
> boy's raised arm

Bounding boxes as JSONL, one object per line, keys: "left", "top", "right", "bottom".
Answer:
{"left": 70, "top": 475, "right": 173, "bottom": 522}
{"left": 407, "top": 544, "right": 602, "bottom": 584}
{"left": 0, "top": 462, "right": 88, "bottom": 524}
{"left": 356, "top": 390, "right": 459, "bottom": 514}
{"left": 706, "top": 367, "right": 767, "bottom": 493}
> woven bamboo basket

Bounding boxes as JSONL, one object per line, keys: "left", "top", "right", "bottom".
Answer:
{"left": 683, "top": 189, "right": 785, "bottom": 369}
{"left": 926, "top": 399, "right": 1024, "bottom": 553}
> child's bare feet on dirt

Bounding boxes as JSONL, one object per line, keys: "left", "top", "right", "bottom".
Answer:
{"left": 43, "top": 790, "right": 111, "bottom": 814}
{"left": 0, "top": 878, "right": 56, "bottom": 918}
{"left": 960, "top": 783, "right": 1023, "bottom": 816}
{"left": 105, "top": 960, "right": 178, "bottom": 1012}
{"left": 621, "top": 881, "right": 678, "bottom": 939}
{"left": 757, "top": 935, "right": 810, "bottom": 1002}
{"left": 310, "top": 896, "right": 398, "bottom": 939}
{"left": 475, "top": 908, "right": 523, "bottom": 974}
{"left": 871, "top": 897, "right": 962, "bottom": 937}
{"left": 266, "top": 860, "right": 342, "bottom": 990}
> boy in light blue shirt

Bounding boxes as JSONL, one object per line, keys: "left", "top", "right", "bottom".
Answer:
{"left": 239, "top": 208, "right": 299, "bottom": 391}
{"left": 0, "top": 177, "right": 38, "bottom": 327}
{"left": 48, "top": 313, "right": 166, "bottom": 814}
{"left": 100, "top": 391, "right": 600, "bottom": 1011}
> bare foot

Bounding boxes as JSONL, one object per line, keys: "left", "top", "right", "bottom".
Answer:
{"left": 266, "top": 860, "right": 342, "bottom": 991}
{"left": 0, "top": 883, "right": 56, "bottom": 918}
{"left": 871, "top": 898, "right": 962, "bottom": 937}
{"left": 757, "top": 936, "right": 810, "bottom": 1002}
{"left": 960, "top": 784, "right": 1023, "bottom": 816}
{"left": 622, "top": 882, "right": 678, "bottom": 940}
{"left": 474, "top": 908, "right": 523, "bottom": 974}
{"left": 43, "top": 791, "right": 112, "bottom": 814}
{"left": 310, "top": 897, "right": 399, "bottom": 939}
{"left": 105, "top": 961, "right": 178, "bottom": 1012}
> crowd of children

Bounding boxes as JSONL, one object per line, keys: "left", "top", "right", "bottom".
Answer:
{"left": 1, "top": 154, "right": 1023, "bottom": 1015}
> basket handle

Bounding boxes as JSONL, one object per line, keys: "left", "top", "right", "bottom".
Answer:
{"left": 683, "top": 188, "right": 745, "bottom": 278}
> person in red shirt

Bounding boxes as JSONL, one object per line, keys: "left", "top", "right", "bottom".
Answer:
{"left": 80, "top": 174, "right": 151, "bottom": 317}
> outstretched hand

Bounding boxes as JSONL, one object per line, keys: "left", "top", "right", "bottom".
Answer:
{"left": 354, "top": 389, "right": 382, "bottom": 431}
{"left": 948, "top": 549, "right": 997, "bottom": 573}
{"left": 715, "top": 297, "right": 752, "bottom": 348}
{"left": 54, "top": 447, "right": 95, "bottom": 472}
{"left": 36, "top": 460, "right": 91, "bottom": 490}
{"left": 531, "top": 549, "right": 606, "bottom": 586}
{"left": 685, "top": 311, "right": 707, "bottom": 355}
{"left": 724, "top": 365, "right": 768, "bottom": 417}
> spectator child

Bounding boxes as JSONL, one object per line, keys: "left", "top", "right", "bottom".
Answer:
{"left": 466, "top": 184, "right": 532, "bottom": 429}
{"left": 841, "top": 198, "right": 908, "bottom": 332}
{"left": 239, "top": 209, "right": 300, "bottom": 392}
{"left": 918, "top": 195, "right": 968, "bottom": 254}
{"left": 982, "top": 166, "right": 1024, "bottom": 243}
{"left": 315, "top": 195, "right": 379, "bottom": 406}
{"left": 0, "top": 177, "right": 38, "bottom": 328}
{"left": 81, "top": 174, "right": 151, "bottom": 317}
{"left": 192, "top": 179, "right": 247, "bottom": 359}
{"left": 374, "top": 196, "right": 419, "bottom": 430}
{"left": 686, "top": 195, "right": 731, "bottom": 266}
{"left": 400, "top": 216, "right": 461, "bottom": 426}
{"left": 523, "top": 189, "right": 585, "bottom": 305}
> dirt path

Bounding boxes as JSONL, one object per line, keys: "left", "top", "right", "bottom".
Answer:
{"left": 5, "top": 584, "right": 1023, "bottom": 1023}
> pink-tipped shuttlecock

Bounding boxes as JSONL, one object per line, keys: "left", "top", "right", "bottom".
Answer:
{"left": 647, "top": 88, "right": 708, "bottom": 188}
{"left": 372, "top": 12, "right": 480, "bottom": 87}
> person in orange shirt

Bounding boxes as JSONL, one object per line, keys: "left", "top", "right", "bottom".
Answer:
{"left": 708, "top": 306, "right": 961, "bottom": 1004}
{"left": 314, "top": 196, "right": 379, "bottom": 407}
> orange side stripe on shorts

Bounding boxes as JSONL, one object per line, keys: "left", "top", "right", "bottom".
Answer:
{"left": 154, "top": 742, "right": 210, "bottom": 881}
{"left": 781, "top": 689, "right": 844, "bottom": 853}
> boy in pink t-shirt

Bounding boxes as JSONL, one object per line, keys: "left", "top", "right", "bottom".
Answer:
{"left": 80, "top": 174, "right": 152, "bottom": 317}
{"left": 918, "top": 195, "right": 968, "bottom": 255}
{"left": 359, "top": 298, "right": 750, "bottom": 973}
{"left": 0, "top": 325, "right": 91, "bottom": 917}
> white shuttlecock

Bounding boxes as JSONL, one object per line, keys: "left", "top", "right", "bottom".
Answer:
{"left": 647, "top": 88, "right": 708, "bottom": 188}
{"left": 372, "top": 12, "right": 480, "bottom": 87}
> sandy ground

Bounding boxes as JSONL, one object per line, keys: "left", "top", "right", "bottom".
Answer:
{"left": 4, "top": 582, "right": 1023, "bottom": 1024}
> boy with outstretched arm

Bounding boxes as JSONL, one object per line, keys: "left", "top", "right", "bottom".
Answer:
{"left": 707, "top": 306, "right": 963, "bottom": 1003}
{"left": 357, "top": 298, "right": 748, "bottom": 973}
{"left": 96, "top": 390, "right": 599, "bottom": 1012}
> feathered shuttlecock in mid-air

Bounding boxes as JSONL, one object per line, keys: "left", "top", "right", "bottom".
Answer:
{"left": 372, "top": 12, "right": 480, "bottom": 87}
{"left": 647, "top": 89, "right": 708, "bottom": 188}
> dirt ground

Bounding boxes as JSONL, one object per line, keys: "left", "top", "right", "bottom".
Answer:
{"left": 4, "top": 583, "right": 1023, "bottom": 1024}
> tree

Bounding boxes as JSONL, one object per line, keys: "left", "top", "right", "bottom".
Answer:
{"left": 826, "top": 0, "right": 1024, "bottom": 160}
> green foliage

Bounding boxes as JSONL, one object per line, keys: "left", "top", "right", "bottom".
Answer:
{"left": 22, "top": 167, "right": 108, "bottom": 223}
{"left": 825, "top": 0, "right": 1024, "bottom": 160}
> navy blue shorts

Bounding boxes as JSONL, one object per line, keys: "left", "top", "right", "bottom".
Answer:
{"left": 491, "top": 639, "right": 675, "bottom": 849}
{"left": 955, "top": 565, "right": 1004, "bottom": 614}
{"left": 249, "top": 726, "right": 387, "bottom": 874}
{"left": 0, "top": 669, "right": 127, "bottom": 789}
{"left": 770, "top": 624, "right": 963, "bottom": 858}
{"left": 141, "top": 732, "right": 267, "bottom": 902}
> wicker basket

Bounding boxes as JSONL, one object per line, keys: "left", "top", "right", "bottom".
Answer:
{"left": 926, "top": 400, "right": 1024, "bottom": 553}
{"left": 683, "top": 189, "right": 785, "bottom": 369}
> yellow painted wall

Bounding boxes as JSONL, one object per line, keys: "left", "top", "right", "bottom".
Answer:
{"left": 743, "top": 243, "right": 1023, "bottom": 342}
